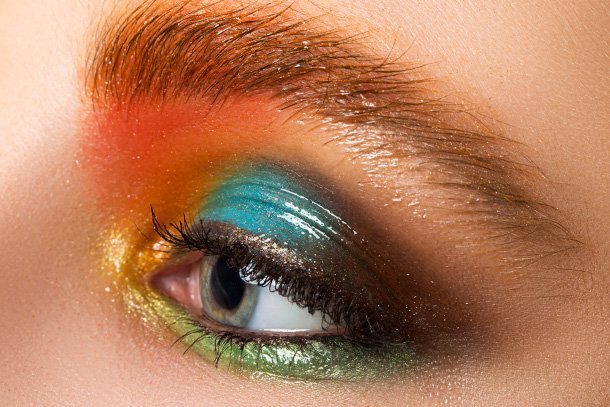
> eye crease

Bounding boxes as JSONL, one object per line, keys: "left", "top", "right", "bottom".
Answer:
{"left": 86, "top": 0, "right": 574, "bottom": 263}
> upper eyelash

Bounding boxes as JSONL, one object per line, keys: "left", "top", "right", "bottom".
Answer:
{"left": 150, "top": 207, "right": 403, "bottom": 346}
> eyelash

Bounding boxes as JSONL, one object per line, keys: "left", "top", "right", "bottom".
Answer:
{"left": 169, "top": 315, "right": 334, "bottom": 368}
{"left": 149, "top": 207, "right": 399, "bottom": 348}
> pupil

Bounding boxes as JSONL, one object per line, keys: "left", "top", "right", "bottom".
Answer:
{"left": 210, "top": 257, "right": 246, "bottom": 311}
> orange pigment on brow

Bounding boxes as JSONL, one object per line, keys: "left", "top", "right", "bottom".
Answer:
{"left": 81, "top": 96, "right": 286, "bottom": 225}
{"left": 80, "top": 96, "right": 299, "bottom": 303}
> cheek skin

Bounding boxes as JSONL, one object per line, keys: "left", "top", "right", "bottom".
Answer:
{"left": 79, "top": 95, "right": 295, "bottom": 320}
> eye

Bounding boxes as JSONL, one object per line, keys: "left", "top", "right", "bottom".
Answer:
{"left": 147, "top": 163, "right": 416, "bottom": 379}
{"left": 153, "top": 253, "right": 329, "bottom": 333}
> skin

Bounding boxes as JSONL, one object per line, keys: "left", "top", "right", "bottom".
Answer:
{"left": 0, "top": 0, "right": 608, "bottom": 405}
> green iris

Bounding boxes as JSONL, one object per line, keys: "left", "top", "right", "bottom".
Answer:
{"left": 198, "top": 255, "right": 260, "bottom": 328}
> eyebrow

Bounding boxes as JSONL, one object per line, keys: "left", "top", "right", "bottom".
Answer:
{"left": 86, "top": 0, "right": 579, "bottom": 266}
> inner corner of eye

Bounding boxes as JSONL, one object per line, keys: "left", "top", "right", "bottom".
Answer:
{"left": 151, "top": 253, "right": 332, "bottom": 335}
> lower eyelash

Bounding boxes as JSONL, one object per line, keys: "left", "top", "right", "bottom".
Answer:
{"left": 171, "top": 315, "right": 323, "bottom": 368}
{"left": 162, "top": 308, "right": 419, "bottom": 381}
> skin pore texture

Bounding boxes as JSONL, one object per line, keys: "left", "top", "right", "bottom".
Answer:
{"left": 0, "top": 0, "right": 608, "bottom": 406}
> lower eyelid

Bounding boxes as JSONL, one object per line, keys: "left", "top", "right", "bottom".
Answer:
{"left": 161, "top": 301, "right": 418, "bottom": 380}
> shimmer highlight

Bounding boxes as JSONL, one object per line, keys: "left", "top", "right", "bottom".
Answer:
{"left": 198, "top": 164, "right": 355, "bottom": 254}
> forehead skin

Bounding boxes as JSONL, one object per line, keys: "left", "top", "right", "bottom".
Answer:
{"left": 0, "top": 0, "right": 608, "bottom": 405}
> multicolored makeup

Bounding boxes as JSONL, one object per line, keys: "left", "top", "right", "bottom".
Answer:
{"left": 83, "top": 97, "right": 416, "bottom": 378}
{"left": 79, "top": 2, "right": 423, "bottom": 380}
{"left": 147, "top": 163, "right": 416, "bottom": 379}
{"left": 82, "top": 98, "right": 285, "bottom": 307}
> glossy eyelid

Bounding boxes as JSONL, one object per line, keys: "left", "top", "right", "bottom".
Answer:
{"left": 148, "top": 163, "right": 400, "bottom": 343}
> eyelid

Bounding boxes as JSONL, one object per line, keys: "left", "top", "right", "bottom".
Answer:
{"left": 81, "top": 0, "right": 581, "bottom": 383}
{"left": 151, "top": 213, "right": 396, "bottom": 342}
{"left": 144, "top": 160, "right": 415, "bottom": 344}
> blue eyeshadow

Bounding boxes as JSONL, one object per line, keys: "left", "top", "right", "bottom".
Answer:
{"left": 198, "top": 165, "right": 353, "bottom": 252}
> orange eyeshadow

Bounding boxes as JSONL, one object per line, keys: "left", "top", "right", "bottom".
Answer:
{"left": 79, "top": 95, "right": 302, "bottom": 313}
{"left": 82, "top": 95, "right": 289, "bottom": 223}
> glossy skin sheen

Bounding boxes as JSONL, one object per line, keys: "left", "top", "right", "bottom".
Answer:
{"left": 1, "top": 1, "right": 608, "bottom": 405}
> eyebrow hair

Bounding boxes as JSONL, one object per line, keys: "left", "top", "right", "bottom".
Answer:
{"left": 86, "top": 0, "right": 580, "bottom": 267}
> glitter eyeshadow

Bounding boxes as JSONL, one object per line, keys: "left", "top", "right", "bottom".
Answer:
{"left": 165, "top": 298, "right": 417, "bottom": 380}
{"left": 145, "top": 163, "right": 417, "bottom": 379}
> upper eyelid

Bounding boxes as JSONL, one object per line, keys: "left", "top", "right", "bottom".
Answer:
{"left": 86, "top": 0, "right": 580, "bottom": 264}
{"left": 150, "top": 211, "right": 400, "bottom": 341}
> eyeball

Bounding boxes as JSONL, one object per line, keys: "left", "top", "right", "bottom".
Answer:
{"left": 154, "top": 254, "right": 328, "bottom": 333}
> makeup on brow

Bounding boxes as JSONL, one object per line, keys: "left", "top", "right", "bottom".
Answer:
{"left": 81, "top": 0, "right": 583, "bottom": 334}
{"left": 85, "top": 0, "right": 576, "bottom": 264}
{"left": 75, "top": 1, "right": 586, "bottom": 378}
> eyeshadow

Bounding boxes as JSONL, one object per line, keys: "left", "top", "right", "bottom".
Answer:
{"left": 191, "top": 162, "right": 408, "bottom": 324}
{"left": 192, "top": 163, "right": 393, "bottom": 304}
{"left": 198, "top": 164, "right": 355, "bottom": 255}
{"left": 142, "top": 163, "right": 417, "bottom": 379}
{"left": 94, "top": 158, "right": 417, "bottom": 380}
{"left": 164, "top": 304, "right": 417, "bottom": 380}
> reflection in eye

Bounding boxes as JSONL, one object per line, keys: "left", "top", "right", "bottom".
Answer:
{"left": 149, "top": 163, "right": 416, "bottom": 379}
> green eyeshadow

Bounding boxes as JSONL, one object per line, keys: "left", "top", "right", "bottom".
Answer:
{"left": 165, "top": 302, "right": 416, "bottom": 380}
